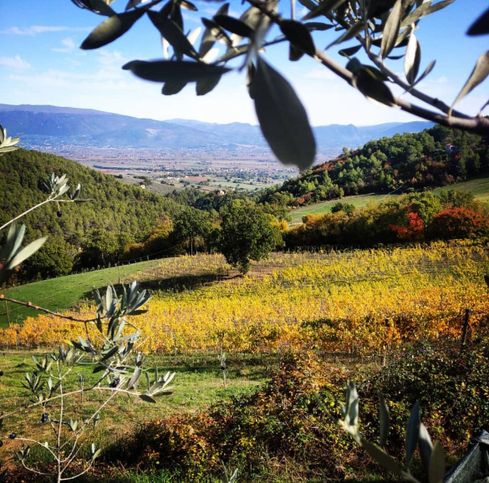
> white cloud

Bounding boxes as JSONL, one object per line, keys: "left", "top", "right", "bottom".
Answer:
{"left": 52, "top": 37, "right": 77, "bottom": 53}
{"left": 1, "top": 25, "right": 87, "bottom": 36}
{"left": 0, "top": 56, "right": 31, "bottom": 69}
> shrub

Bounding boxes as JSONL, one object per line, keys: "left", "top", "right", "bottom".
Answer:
{"left": 364, "top": 337, "right": 489, "bottom": 453}
{"left": 427, "top": 207, "right": 489, "bottom": 240}
{"left": 389, "top": 211, "right": 425, "bottom": 241}
{"left": 108, "top": 352, "right": 360, "bottom": 481}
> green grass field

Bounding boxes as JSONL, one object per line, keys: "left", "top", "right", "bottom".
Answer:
{"left": 0, "top": 260, "right": 157, "bottom": 327}
{"left": 289, "top": 176, "right": 489, "bottom": 224}
{"left": 0, "top": 351, "right": 270, "bottom": 461}
{"left": 289, "top": 193, "right": 399, "bottom": 224}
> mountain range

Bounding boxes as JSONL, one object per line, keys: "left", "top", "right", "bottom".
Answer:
{"left": 0, "top": 104, "right": 432, "bottom": 157}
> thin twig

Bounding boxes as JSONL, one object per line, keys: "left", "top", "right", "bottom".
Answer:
{"left": 1, "top": 386, "right": 143, "bottom": 420}
{"left": 0, "top": 295, "right": 98, "bottom": 323}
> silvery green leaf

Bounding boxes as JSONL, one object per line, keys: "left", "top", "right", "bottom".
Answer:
{"left": 429, "top": 441, "right": 445, "bottom": 483}
{"left": 162, "top": 80, "right": 187, "bottom": 95}
{"left": 3, "top": 224, "right": 25, "bottom": 264}
{"left": 452, "top": 51, "right": 489, "bottom": 111}
{"left": 196, "top": 74, "right": 222, "bottom": 96}
{"left": 7, "top": 237, "right": 47, "bottom": 269}
{"left": 405, "top": 401, "right": 420, "bottom": 466}
{"left": 147, "top": 13, "right": 198, "bottom": 60}
{"left": 280, "top": 20, "right": 316, "bottom": 56}
{"left": 401, "top": 0, "right": 454, "bottom": 28}
{"left": 123, "top": 60, "right": 230, "bottom": 83}
{"left": 139, "top": 393, "right": 157, "bottom": 403}
{"left": 361, "top": 438, "right": 403, "bottom": 476}
{"left": 199, "top": 3, "right": 229, "bottom": 57}
{"left": 418, "top": 422, "right": 433, "bottom": 472}
{"left": 380, "top": 0, "right": 403, "bottom": 59}
{"left": 302, "top": 0, "right": 348, "bottom": 21}
{"left": 71, "top": 0, "right": 115, "bottom": 16}
{"left": 404, "top": 29, "right": 421, "bottom": 84}
{"left": 326, "top": 22, "right": 364, "bottom": 49}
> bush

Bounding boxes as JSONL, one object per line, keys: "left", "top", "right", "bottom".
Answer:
{"left": 285, "top": 193, "right": 489, "bottom": 249}
{"left": 427, "top": 207, "right": 489, "bottom": 240}
{"left": 106, "top": 336, "right": 489, "bottom": 481}
{"left": 107, "top": 352, "right": 360, "bottom": 481}
{"left": 364, "top": 337, "right": 489, "bottom": 454}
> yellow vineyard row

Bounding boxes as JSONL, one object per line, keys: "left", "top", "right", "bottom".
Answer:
{"left": 1, "top": 242, "right": 488, "bottom": 354}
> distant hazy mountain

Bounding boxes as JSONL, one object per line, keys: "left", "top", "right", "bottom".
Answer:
{"left": 0, "top": 104, "right": 432, "bottom": 155}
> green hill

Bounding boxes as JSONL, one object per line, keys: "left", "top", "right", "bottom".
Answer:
{"left": 0, "top": 149, "right": 184, "bottom": 281}
{"left": 261, "top": 125, "right": 488, "bottom": 211}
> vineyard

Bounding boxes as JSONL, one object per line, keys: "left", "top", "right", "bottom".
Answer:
{"left": 2, "top": 241, "right": 487, "bottom": 356}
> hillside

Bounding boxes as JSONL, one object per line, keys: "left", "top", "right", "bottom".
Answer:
{"left": 0, "top": 149, "right": 184, "bottom": 281}
{"left": 262, "top": 125, "right": 488, "bottom": 207}
{"left": 288, "top": 176, "right": 489, "bottom": 224}
{"left": 0, "top": 104, "right": 431, "bottom": 156}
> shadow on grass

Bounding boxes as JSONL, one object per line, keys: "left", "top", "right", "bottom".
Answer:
{"left": 145, "top": 353, "right": 277, "bottom": 381}
{"left": 82, "top": 272, "right": 242, "bottom": 302}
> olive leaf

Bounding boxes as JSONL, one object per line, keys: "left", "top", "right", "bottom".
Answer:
{"left": 380, "top": 0, "right": 403, "bottom": 59}
{"left": 196, "top": 75, "right": 222, "bottom": 96}
{"left": 326, "top": 22, "right": 364, "bottom": 49}
{"left": 180, "top": 0, "right": 198, "bottom": 12}
{"left": 289, "top": 43, "right": 304, "bottom": 61}
{"left": 71, "top": 0, "right": 115, "bottom": 16}
{"left": 452, "top": 51, "right": 489, "bottom": 112}
{"left": 352, "top": 67, "right": 394, "bottom": 105}
{"left": 360, "top": 438, "right": 404, "bottom": 476}
{"left": 302, "top": 0, "right": 348, "bottom": 21}
{"left": 418, "top": 422, "right": 434, "bottom": 472}
{"left": 81, "top": 9, "right": 145, "bottom": 49}
{"left": 214, "top": 15, "right": 254, "bottom": 37}
{"left": 467, "top": 7, "right": 489, "bottom": 36}
{"left": 252, "top": 57, "right": 316, "bottom": 170}
{"left": 408, "top": 59, "right": 436, "bottom": 90}
{"left": 123, "top": 60, "right": 231, "bottom": 83}
{"left": 339, "top": 44, "right": 361, "bottom": 57}
{"left": 405, "top": 401, "right": 420, "bottom": 466}
{"left": 147, "top": 12, "right": 198, "bottom": 59}
{"left": 401, "top": 0, "right": 454, "bottom": 28}
{"left": 280, "top": 20, "right": 316, "bottom": 56}
{"left": 429, "top": 441, "right": 445, "bottom": 483}
{"left": 304, "top": 22, "right": 334, "bottom": 31}
{"left": 7, "top": 237, "right": 48, "bottom": 270}
{"left": 199, "top": 3, "right": 229, "bottom": 57}
{"left": 379, "top": 396, "right": 390, "bottom": 447}
{"left": 404, "top": 29, "right": 421, "bottom": 84}
{"left": 162, "top": 80, "right": 187, "bottom": 95}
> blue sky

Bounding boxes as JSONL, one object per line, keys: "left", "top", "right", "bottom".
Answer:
{"left": 0, "top": 0, "right": 487, "bottom": 125}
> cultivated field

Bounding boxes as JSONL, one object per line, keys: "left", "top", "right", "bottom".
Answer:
{"left": 2, "top": 241, "right": 487, "bottom": 356}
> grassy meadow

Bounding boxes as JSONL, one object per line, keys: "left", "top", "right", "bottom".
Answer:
{"left": 0, "top": 260, "right": 158, "bottom": 326}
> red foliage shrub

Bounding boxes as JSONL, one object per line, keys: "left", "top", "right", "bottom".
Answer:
{"left": 427, "top": 207, "right": 489, "bottom": 239}
{"left": 389, "top": 211, "right": 425, "bottom": 241}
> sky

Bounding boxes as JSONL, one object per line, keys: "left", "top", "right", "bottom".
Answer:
{"left": 0, "top": 0, "right": 487, "bottom": 126}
